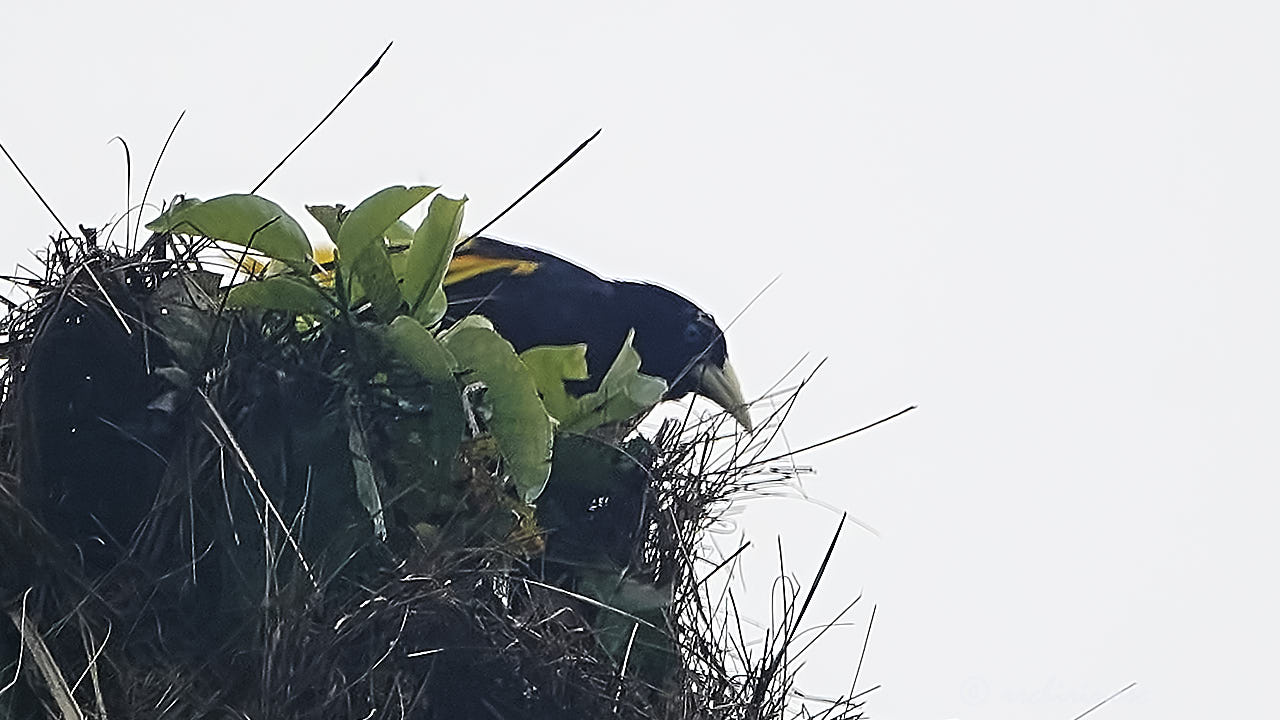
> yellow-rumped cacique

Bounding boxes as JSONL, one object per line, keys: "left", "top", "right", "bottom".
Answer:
{"left": 441, "top": 236, "right": 752, "bottom": 430}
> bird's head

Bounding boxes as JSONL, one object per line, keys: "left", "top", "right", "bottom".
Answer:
{"left": 619, "top": 282, "right": 752, "bottom": 431}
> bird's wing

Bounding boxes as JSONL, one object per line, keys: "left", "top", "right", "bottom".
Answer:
{"left": 446, "top": 236, "right": 603, "bottom": 288}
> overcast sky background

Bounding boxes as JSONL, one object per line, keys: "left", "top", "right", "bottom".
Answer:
{"left": 4, "top": 2, "right": 1278, "bottom": 718}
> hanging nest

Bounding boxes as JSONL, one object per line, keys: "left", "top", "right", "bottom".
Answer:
{"left": 0, "top": 194, "right": 870, "bottom": 719}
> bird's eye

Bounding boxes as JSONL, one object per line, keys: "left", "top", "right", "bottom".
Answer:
{"left": 684, "top": 324, "right": 703, "bottom": 343}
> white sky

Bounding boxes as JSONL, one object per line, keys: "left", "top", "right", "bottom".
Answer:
{"left": 4, "top": 2, "right": 1278, "bottom": 718}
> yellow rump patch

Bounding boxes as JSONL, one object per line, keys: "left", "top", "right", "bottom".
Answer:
{"left": 444, "top": 255, "right": 539, "bottom": 286}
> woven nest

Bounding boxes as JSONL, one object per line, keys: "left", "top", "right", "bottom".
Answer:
{"left": 0, "top": 229, "right": 868, "bottom": 719}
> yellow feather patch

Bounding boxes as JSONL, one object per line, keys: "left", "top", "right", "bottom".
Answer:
{"left": 313, "top": 244, "right": 337, "bottom": 269}
{"left": 239, "top": 255, "right": 270, "bottom": 275}
{"left": 443, "top": 255, "right": 539, "bottom": 286}
{"left": 253, "top": 242, "right": 535, "bottom": 292}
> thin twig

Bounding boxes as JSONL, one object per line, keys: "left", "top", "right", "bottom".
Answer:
{"left": 251, "top": 42, "right": 393, "bottom": 193}
{"left": 850, "top": 604, "right": 875, "bottom": 693}
{"left": 731, "top": 405, "right": 917, "bottom": 472}
{"left": 81, "top": 263, "right": 133, "bottom": 336}
{"left": 1, "top": 140, "right": 73, "bottom": 237}
{"left": 785, "top": 513, "right": 846, "bottom": 648}
{"left": 522, "top": 578, "right": 657, "bottom": 629}
{"left": 135, "top": 110, "right": 186, "bottom": 247}
{"left": 465, "top": 128, "right": 602, "bottom": 241}
{"left": 1071, "top": 682, "right": 1138, "bottom": 720}
{"left": 753, "top": 513, "right": 847, "bottom": 707}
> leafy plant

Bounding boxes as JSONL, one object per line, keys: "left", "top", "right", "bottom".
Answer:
{"left": 145, "top": 186, "right": 670, "bottom": 530}
{"left": 146, "top": 194, "right": 313, "bottom": 269}
{"left": 521, "top": 331, "right": 667, "bottom": 432}
{"left": 441, "top": 316, "right": 554, "bottom": 502}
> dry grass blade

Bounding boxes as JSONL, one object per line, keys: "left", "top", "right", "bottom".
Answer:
{"left": 134, "top": 109, "right": 186, "bottom": 249}
{"left": 196, "top": 389, "right": 318, "bottom": 588}
{"left": 7, "top": 604, "right": 83, "bottom": 720}
{"left": 109, "top": 135, "right": 132, "bottom": 249}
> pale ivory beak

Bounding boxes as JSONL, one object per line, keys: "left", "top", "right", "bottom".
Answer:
{"left": 696, "top": 359, "right": 753, "bottom": 431}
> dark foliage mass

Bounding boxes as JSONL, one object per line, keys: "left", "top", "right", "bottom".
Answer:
{"left": 0, "top": 231, "right": 869, "bottom": 719}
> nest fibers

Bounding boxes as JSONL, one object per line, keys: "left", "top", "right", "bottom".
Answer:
{"left": 0, "top": 229, "right": 868, "bottom": 719}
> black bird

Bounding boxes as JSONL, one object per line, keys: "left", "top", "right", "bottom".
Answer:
{"left": 442, "top": 236, "right": 751, "bottom": 430}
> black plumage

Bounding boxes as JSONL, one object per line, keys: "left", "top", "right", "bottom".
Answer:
{"left": 442, "top": 237, "right": 750, "bottom": 429}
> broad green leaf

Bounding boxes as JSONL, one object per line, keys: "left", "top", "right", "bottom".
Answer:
{"left": 385, "top": 247, "right": 415, "bottom": 320}
{"left": 305, "top": 204, "right": 345, "bottom": 243}
{"left": 379, "top": 317, "right": 467, "bottom": 516}
{"left": 384, "top": 316, "right": 456, "bottom": 384}
{"left": 384, "top": 219, "right": 414, "bottom": 245}
{"left": 402, "top": 194, "right": 466, "bottom": 323}
{"left": 597, "top": 333, "right": 668, "bottom": 402}
{"left": 564, "top": 331, "right": 667, "bottom": 432}
{"left": 578, "top": 568, "right": 676, "bottom": 683}
{"left": 147, "top": 194, "right": 312, "bottom": 267}
{"left": 441, "top": 317, "right": 554, "bottom": 502}
{"left": 417, "top": 287, "right": 448, "bottom": 328}
{"left": 438, "top": 314, "right": 493, "bottom": 341}
{"left": 226, "top": 275, "right": 333, "bottom": 314}
{"left": 347, "top": 405, "right": 387, "bottom": 541}
{"left": 336, "top": 186, "right": 433, "bottom": 320}
{"left": 519, "top": 344, "right": 590, "bottom": 423}
{"left": 523, "top": 331, "right": 667, "bottom": 433}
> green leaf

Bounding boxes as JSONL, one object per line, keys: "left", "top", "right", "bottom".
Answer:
{"left": 441, "top": 317, "right": 554, "bottom": 502}
{"left": 578, "top": 569, "right": 676, "bottom": 683}
{"left": 384, "top": 219, "right": 414, "bottom": 245}
{"left": 566, "top": 331, "right": 667, "bottom": 432}
{"left": 336, "top": 186, "right": 434, "bottom": 320}
{"left": 519, "top": 344, "right": 590, "bottom": 423}
{"left": 226, "top": 275, "right": 333, "bottom": 314}
{"left": 347, "top": 405, "right": 387, "bottom": 541}
{"left": 521, "top": 331, "right": 667, "bottom": 433}
{"left": 309, "top": 204, "right": 414, "bottom": 246}
{"left": 384, "top": 316, "right": 457, "bottom": 384}
{"left": 402, "top": 194, "right": 466, "bottom": 323}
{"left": 305, "top": 204, "right": 345, "bottom": 243}
{"left": 379, "top": 318, "right": 467, "bottom": 521}
{"left": 147, "top": 194, "right": 312, "bottom": 267}
{"left": 417, "top": 287, "right": 448, "bottom": 327}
